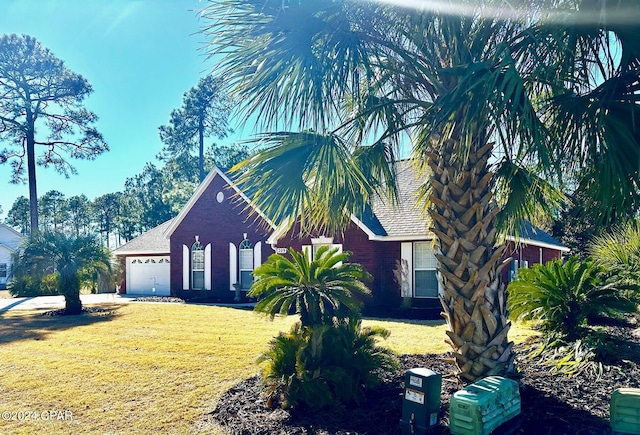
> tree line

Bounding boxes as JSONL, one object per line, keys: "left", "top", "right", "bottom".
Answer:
{"left": 3, "top": 143, "right": 248, "bottom": 246}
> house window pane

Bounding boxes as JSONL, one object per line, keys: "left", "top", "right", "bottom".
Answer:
{"left": 192, "top": 241, "right": 204, "bottom": 290}
{"left": 192, "top": 271, "right": 204, "bottom": 289}
{"left": 239, "top": 249, "right": 253, "bottom": 270}
{"left": 414, "top": 243, "right": 437, "bottom": 268}
{"left": 0, "top": 263, "right": 7, "bottom": 278}
{"left": 239, "top": 239, "right": 254, "bottom": 290}
{"left": 240, "top": 270, "right": 253, "bottom": 290}
{"left": 415, "top": 270, "right": 438, "bottom": 298}
{"left": 414, "top": 242, "right": 438, "bottom": 298}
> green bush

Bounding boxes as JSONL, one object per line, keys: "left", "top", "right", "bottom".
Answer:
{"left": 259, "top": 316, "right": 398, "bottom": 409}
{"left": 251, "top": 247, "right": 397, "bottom": 409}
{"left": 508, "top": 257, "right": 638, "bottom": 340}
{"left": 249, "top": 246, "right": 372, "bottom": 326}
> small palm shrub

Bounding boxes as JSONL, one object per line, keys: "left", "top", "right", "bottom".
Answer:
{"left": 508, "top": 256, "right": 640, "bottom": 373}
{"left": 250, "top": 247, "right": 398, "bottom": 409}
{"left": 508, "top": 257, "right": 638, "bottom": 340}
{"left": 249, "top": 246, "right": 372, "bottom": 326}
{"left": 14, "top": 232, "right": 112, "bottom": 314}
{"left": 259, "top": 317, "right": 398, "bottom": 409}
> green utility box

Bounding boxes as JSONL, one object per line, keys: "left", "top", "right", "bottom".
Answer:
{"left": 449, "top": 376, "right": 521, "bottom": 435}
{"left": 611, "top": 388, "right": 640, "bottom": 434}
{"left": 400, "top": 368, "right": 442, "bottom": 434}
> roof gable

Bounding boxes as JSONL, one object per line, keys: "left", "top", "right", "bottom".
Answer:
{"left": 113, "top": 219, "right": 173, "bottom": 256}
{"left": 164, "top": 166, "right": 276, "bottom": 238}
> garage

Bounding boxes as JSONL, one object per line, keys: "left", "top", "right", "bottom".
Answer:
{"left": 126, "top": 256, "right": 171, "bottom": 296}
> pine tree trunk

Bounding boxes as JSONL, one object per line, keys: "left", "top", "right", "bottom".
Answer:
{"left": 26, "top": 110, "right": 39, "bottom": 236}
{"left": 427, "top": 139, "right": 514, "bottom": 382}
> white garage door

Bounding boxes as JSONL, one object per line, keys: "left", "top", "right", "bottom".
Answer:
{"left": 126, "top": 256, "right": 171, "bottom": 296}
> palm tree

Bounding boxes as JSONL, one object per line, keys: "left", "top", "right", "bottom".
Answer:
{"left": 249, "top": 246, "right": 372, "bottom": 327}
{"left": 202, "top": 0, "right": 640, "bottom": 381}
{"left": 20, "top": 232, "right": 112, "bottom": 315}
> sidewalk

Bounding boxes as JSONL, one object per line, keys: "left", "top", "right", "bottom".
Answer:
{"left": 0, "top": 293, "right": 134, "bottom": 312}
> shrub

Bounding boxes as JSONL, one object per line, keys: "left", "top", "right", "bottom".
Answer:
{"left": 590, "top": 220, "right": 640, "bottom": 287}
{"left": 508, "top": 257, "right": 638, "bottom": 340}
{"left": 258, "top": 316, "right": 398, "bottom": 409}
{"left": 250, "top": 247, "right": 397, "bottom": 409}
{"left": 249, "top": 246, "right": 372, "bottom": 326}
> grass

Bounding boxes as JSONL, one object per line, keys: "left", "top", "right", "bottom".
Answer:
{"left": 0, "top": 302, "right": 536, "bottom": 434}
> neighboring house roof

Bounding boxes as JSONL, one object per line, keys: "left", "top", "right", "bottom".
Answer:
{"left": 506, "top": 221, "right": 570, "bottom": 252}
{"left": 0, "top": 223, "right": 25, "bottom": 251}
{"left": 0, "top": 243, "right": 19, "bottom": 253}
{"left": 164, "top": 166, "right": 276, "bottom": 238}
{"left": 113, "top": 219, "right": 173, "bottom": 256}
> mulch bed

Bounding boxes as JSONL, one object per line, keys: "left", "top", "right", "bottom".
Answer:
{"left": 204, "top": 324, "right": 640, "bottom": 434}
{"left": 133, "top": 296, "right": 185, "bottom": 303}
{"left": 41, "top": 306, "right": 111, "bottom": 316}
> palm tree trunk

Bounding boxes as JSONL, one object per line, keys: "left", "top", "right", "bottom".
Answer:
{"left": 427, "top": 139, "right": 514, "bottom": 382}
{"left": 61, "top": 273, "right": 83, "bottom": 315}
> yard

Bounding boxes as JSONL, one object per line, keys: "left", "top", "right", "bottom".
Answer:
{"left": 0, "top": 302, "right": 535, "bottom": 435}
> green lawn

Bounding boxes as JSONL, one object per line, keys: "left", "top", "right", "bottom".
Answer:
{"left": 0, "top": 302, "right": 536, "bottom": 434}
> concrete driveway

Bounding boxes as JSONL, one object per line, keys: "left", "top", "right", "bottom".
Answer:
{"left": 0, "top": 293, "right": 134, "bottom": 312}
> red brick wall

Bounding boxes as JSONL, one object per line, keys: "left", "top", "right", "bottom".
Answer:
{"left": 169, "top": 174, "right": 273, "bottom": 300}
{"left": 501, "top": 242, "right": 563, "bottom": 284}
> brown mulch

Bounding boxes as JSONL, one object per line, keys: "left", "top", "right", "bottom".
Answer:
{"left": 41, "top": 306, "right": 111, "bottom": 316}
{"left": 203, "top": 325, "right": 640, "bottom": 435}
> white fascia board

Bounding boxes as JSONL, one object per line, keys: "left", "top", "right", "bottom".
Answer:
{"left": 164, "top": 166, "right": 276, "bottom": 238}
{"left": 368, "top": 234, "right": 433, "bottom": 242}
{"left": 266, "top": 216, "right": 294, "bottom": 246}
{"left": 349, "top": 215, "right": 378, "bottom": 239}
{"left": 504, "top": 235, "right": 571, "bottom": 252}
{"left": 0, "top": 223, "right": 25, "bottom": 240}
{"left": 0, "top": 243, "right": 17, "bottom": 253}
{"left": 113, "top": 250, "right": 170, "bottom": 257}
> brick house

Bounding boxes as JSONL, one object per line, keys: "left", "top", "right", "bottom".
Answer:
{"left": 114, "top": 166, "right": 275, "bottom": 300}
{"left": 114, "top": 162, "right": 568, "bottom": 310}
{"left": 268, "top": 161, "right": 569, "bottom": 313}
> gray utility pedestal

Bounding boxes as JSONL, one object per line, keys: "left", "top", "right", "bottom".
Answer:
{"left": 400, "top": 368, "right": 442, "bottom": 434}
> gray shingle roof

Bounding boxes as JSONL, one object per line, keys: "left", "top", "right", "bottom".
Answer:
{"left": 113, "top": 219, "right": 172, "bottom": 255}
{"left": 517, "top": 221, "right": 569, "bottom": 250}
{"left": 369, "top": 160, "right": 432, "bottom": 237}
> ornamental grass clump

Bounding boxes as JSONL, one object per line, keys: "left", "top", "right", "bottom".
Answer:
{"left": 249, "top": 246, "right": 398, "bottom": 410}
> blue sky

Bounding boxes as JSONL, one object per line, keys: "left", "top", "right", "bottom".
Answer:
{"left": 0, "top": 0, "right": 253, "bottom": 219}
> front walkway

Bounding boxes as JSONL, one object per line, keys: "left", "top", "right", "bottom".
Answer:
{"left": 0, "top": 293, "right": 255, "bottom": 312}
{"left": 0, "top": 293, "right": 134, "bottom": 312}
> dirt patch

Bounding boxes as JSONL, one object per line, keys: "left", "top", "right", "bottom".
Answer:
{"left": 204, "top": 326, "right": 640, "bottom": 434}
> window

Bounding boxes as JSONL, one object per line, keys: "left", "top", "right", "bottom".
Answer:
{"left": 239, "top": 239, "right": 254, "bottom": 290}
{"left": 0, "top": 263, "right": 7, "bottom": 279}
{"left": 413, "top": 242, "right": 438, "bottom": 298}
{"left": 192, "top": 240, "right": 204, "bottom": 290}
{"left": 304, "top": 237, "right": 342, "bottom": 266}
